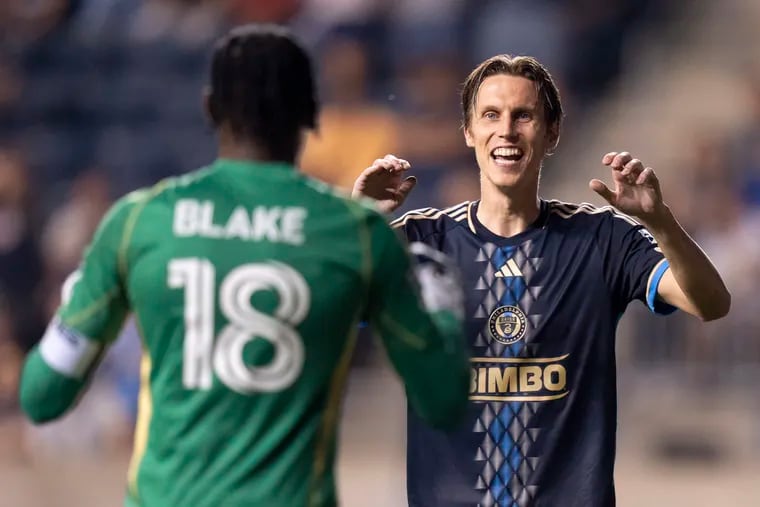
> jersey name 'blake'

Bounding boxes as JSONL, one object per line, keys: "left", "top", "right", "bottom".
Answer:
{"left": 172, "top": 198, "right": 307, "bottom": 244}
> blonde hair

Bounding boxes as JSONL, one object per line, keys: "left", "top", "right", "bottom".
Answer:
{"left": 461, "top": 55, "right": 563, "bottom": 143}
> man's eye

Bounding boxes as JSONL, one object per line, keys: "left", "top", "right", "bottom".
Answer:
{"left": 484, "top": 112, "right": 498, "bottom": 120}
{"left": 517, "top": 112, "right": 532, "bottom": 121}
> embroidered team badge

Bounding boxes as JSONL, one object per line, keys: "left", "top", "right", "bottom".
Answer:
{"left": 488, "top": 305, "right": 527, "bottom": 345}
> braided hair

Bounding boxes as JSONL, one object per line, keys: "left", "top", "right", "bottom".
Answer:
{"left": 208, "top": 24, "right": 318, "bottom": 163}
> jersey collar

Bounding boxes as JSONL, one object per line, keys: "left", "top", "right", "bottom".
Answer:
{"left": 213, "top": 158, "right": 297, "bottom": 175}
{"left": 468, "top": 199, "right": 549, "bottom": 245}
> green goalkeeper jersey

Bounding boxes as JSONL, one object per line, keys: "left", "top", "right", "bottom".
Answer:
{"left": 21, "top": 159, "right": 468, "bottom": 507}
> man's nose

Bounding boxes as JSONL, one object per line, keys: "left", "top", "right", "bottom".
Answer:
{"left": 498, "top": 118, "right": 519, "bottom": 140}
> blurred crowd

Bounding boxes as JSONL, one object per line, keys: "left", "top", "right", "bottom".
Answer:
{"left": 0, "top": 0, "right": 758, "bottom": 459}
{"left": 626, "top": 73, "right": 760, "bottom": 388}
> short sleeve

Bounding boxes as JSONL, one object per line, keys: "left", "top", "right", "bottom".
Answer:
{"left": 390, "top": 211, "right": 425, "bottom": 244}
{"left": 596, "top": 210, "right": 677, "bottom": 315}
{"left": 57, "top": 196, "right": 136, "bottom": 343}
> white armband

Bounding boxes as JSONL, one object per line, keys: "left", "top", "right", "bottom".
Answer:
{"left": 39, "top": 319, "right": 102, "bottom": 379}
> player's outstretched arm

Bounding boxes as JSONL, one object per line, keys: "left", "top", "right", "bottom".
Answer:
{"left": 19, "top": 320, "right": 105, "bottom": 423}
{"left": 590, "top": 151, "right": 731, "bottom": 321}
{"left": 352, "top": 154, "right": 417, "bottom": 214}
{"left": 363, "top": 215, "right": 469, "bottom": 429}
{"left": 19, "top": 197, "right": 134, "bottom": 423}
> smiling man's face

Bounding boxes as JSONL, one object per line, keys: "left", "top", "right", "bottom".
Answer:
{"left": 464, "top": 74, "right": 556, "bottom": 193}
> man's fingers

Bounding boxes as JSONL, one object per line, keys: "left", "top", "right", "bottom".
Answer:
{"left": 383, "top": 154, "right": 411, "bottom": 172}
{"left": 589, "top": 179, "right": 615, "bottom": 203}
{"left": 365, "top": 159, "right": 390, "bottom": 175}
{"left": 397, "top": 176, "right": 417, "bottom": 199}
{"left": 602, "top": 152, "right": 618, "bottom": 165}
{"left": 636, "top": 167, "right": 656, "bottom": 185}
{"left": 366, "top": 154, "right": 411, "bottom": 174}
{"left": 371, "top": 158, "right": 396, "bottom": 171}
{"left": 610, "top": 152, "right": 632, "bottom": 170}
{"left": 622, "top": 158, "right": 643, "bottom": 177}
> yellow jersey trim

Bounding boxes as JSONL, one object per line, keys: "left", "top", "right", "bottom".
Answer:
{"left": 118, "top": 182, "right": 171, "bottom": 280}
{"left": 307, "top": 199, "right": 371, "bottom": 504}
{"left": 466, "top": 201, "right": 477, "bottom": 234}
{"left": 64, "top": 286, "right": 121, "bottom": 328}
{"left": 119, "top": 183, "right": 168, "bottom": 500}
{"left": 547, "top": 200, "right": 640, "bottom": 226}
{"left": 127, "top": 316, "right": 153, "bottom": 500}
{"left": 307, "top": 318, "right": 359, "bottom": 507}
{"left": 391, "top": 201, "right": 471, "bottom": 229}
{"left": 378, "top": 311, "right": 427, "bottom": 350}
{"left": 470, "top": 392, "right": 569, "bottom": 402}
{"left": 470, "top": 354, "right": 570, "bottom": 364}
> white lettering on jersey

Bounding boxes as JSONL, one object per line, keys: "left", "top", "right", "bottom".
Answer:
{"left": 173, "top": 199, "right": 306, "bottom": 245}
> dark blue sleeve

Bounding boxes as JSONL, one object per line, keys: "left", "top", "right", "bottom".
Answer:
{"left": 596, "top": 211, "right": 677, "bottom": 315}
{"left": 392, "top": 218, "right": 423, "bottom": 243}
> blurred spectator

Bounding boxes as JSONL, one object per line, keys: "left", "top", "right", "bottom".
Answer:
{"left": 678, "top": 133, "right": 740, "bottom": 236}
{"left": 385, "top": 0, "right": 464, "bottom": 65}
{"left": 86, "top": 0, "right": 218, "bottom": 195}
{"left": 126, "top": 0, "right": 223, "bottom": 48}
{"left": 468, "top": 0, "right": 567, "bottom": 90}
{"left": 225, "top": 0, "right": 303, "bottom": 24}
{"left": 0, "top": 0, "right": 73, "bottom": 48}
{"left": 392, "top": 55, "right": 471, "bottom": 211}
{"left": 294, "top": 0, "right": 381, "bottom": 37}
{"left": 561, "top": 0, "right": 662, "bottom": 109}
{"left": 301, "top": 33, "right": 400, "bottom": 190}
{"left": 628, "top": 130, "right": 760, "bottom": 384}
{"left": 731, "top": 72, "right": 760, "bottom": 208}
{"left": 0, "top": 293, "right": 25, "bottom": 464}
{"left": 40, "top": 170, "right": 111, "bottom": 317}
{"left": 0, "top": 149, "right": 44, "bottom": 352}
{"left": 436, "top": 166, "right": 481, "bottom": 207}
{"left": 0, "top": 293, "right": 22, "bottom": 414}
{"left": 0, "top": 58, "right": 21, "bottom": 110}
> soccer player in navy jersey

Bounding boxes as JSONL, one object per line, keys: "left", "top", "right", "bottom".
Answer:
{"left": 352, "top": 55, "right": 730, "bottom": 507}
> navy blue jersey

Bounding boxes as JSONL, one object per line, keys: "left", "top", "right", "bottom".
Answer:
{"left": 392, "top": 199, "right": 675, "bottom": 507}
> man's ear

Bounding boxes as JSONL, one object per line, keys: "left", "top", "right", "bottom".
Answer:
{"left": 546, "top": 122, "right": 560, "bottom": 155}
{"left": 464, "top": 125, "right": 475, "bottom": 148}
{"left": 203, "top": 86, "right": 220, "bottom": 126}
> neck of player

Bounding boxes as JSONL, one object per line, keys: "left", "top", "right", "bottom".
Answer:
{"left": 477, "top": 179, "right": 541, "bottom": 238}
{"left": 216, "top": 127, "right": 298, "bottom": 165}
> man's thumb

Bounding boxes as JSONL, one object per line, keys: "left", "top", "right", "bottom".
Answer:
{"left": 398, "top": 176, "right": 417, "bottom": 199}
{"left": 589, "top": 179, "right": 614, "bottom": 203}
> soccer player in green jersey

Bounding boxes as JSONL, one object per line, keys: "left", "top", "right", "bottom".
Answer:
{"left": 18, "top": 24, "right": 470, "bottom": 507}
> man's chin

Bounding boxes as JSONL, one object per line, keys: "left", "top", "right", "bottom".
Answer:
{"left": 488, "top": 172, "right": 523, "bottom": 190}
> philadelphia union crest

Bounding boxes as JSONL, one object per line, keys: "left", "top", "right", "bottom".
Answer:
{"left": 488, "top": 305, "right": 527, "bottom": 345}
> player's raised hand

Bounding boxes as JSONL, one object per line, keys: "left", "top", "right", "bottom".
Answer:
{"left": 589, "top": 151, "right": 666, "bottom": 220}
{"left": 352, "top": 154, "right": 416, "bottom": 213}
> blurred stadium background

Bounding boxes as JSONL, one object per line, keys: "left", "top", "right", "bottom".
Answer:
{"left": 1, "top": 0, "right": 759, "bottom": 505}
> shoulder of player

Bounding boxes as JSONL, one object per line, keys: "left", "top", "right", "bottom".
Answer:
{"left": 545, "top": 199, "right": 641, "bottom": 228}
{"left": 99, "top": 179, "right": 178, "bottom": 234}
{"left": 389, "top": 201, "right": 473, "bottom": 234}
{"left": 117, "top": 178, "right": 176, "bottom": 212}
{"left": 297, "top": 175, "right": 388, "bottom": 221}
{"left": 300, "top": 172, "right": 352, "bottom": 200}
